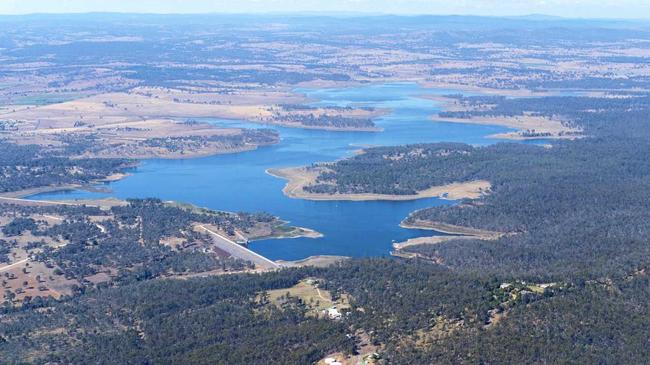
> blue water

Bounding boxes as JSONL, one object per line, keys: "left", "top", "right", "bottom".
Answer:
{"left": 31, "top": 83, "right": 513, "bottom": 260}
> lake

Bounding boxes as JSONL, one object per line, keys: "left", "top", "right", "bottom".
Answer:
{"left": 31, "top": 83, "right": 513, "bottom": 260}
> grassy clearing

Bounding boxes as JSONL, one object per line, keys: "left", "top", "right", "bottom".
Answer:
{"left": 262, "top": 279, "right": 351, "bottom": 315}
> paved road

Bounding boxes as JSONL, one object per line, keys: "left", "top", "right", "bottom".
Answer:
{"left": 0, "top": 198, "right": 281, "bottom": 270}
{"left": 197, "top": 225, "right": 281, "bottom": 270}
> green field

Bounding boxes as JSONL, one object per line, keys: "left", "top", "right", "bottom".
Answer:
{"left": 11, "top": 93, "right": 86, "bottom": 105}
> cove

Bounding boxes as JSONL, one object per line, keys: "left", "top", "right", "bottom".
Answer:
{"left": 30, "top": 83, "right": 513, "bottom": 261}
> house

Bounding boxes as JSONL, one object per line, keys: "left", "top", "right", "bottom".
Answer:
{"left": 324, "top": 358, "right": 342, "bottom": 365}
{"left": 326, "top": 306, "right": 342, "bottom": 320}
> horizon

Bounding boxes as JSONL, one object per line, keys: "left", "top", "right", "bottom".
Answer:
{"left": 2, "top": 0, "right": 650, "bottom": 20}
{"left": 0, "top": 11, "right": 648, "bottom": 22}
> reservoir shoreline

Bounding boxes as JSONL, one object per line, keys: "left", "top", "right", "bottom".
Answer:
{"left": 267, "top": 166, "right": 491, "bottom": 202}
{"left": 26, "top": 82, "right": 518, "bottom": 261}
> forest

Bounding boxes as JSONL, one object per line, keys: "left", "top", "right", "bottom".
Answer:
{"left": 305, "top": 94, "right": 650, "bottom": 281}
{"left": 5, "top": 79, "right": 650, "bottom": 365}
{"left": 272, "top": 113, "right": 375, "bottom": 129}
{"left": 3, "top": 258, "right": 648, "bottom": 364}
{"left": 0, "top": 199, "right": 289, "bottom": 306}
{"left": 140, "top": 129, "right": 279, "bottom": 153}
{"left": 0, "top": 142, "right": 132, "bottom": 193}
{"left": 2, "top": 13, "right": 650, "bottom": 364}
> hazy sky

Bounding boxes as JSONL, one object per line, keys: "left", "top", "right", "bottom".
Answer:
{"left": 1, "top": 0, "right": 650, "bottom": 19}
